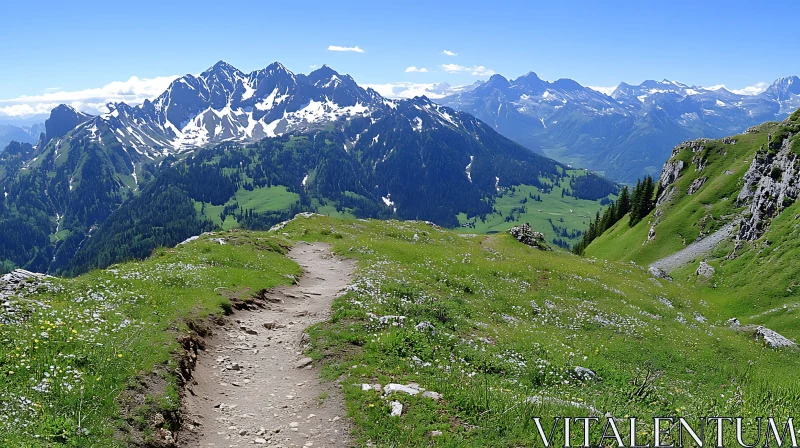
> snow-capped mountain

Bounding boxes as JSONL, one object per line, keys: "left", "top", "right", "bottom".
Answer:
{"left": 439, "top": 73, "right": 799, "bottom": 183}
{"left": 760, "top": 76, "right": 800, "bottom": 114}
{"left": 55, "top": 61, "right": 392, "bottom": 159}
{"left": 2, "top": 61, "right": 614, "bottom": 274}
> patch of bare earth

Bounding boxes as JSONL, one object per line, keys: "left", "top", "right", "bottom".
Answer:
{"left": 178, "top": 242, "right": 355, "bottom": 447}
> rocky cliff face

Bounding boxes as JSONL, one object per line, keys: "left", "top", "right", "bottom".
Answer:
{"left": 655, "top": 139, "right": 711, "bottom": 207}
{"left": 735, "top": 132, "right": 800, "bottom": 241}
{"left": 652, "top": 113, "right": 800, "bottom": 252}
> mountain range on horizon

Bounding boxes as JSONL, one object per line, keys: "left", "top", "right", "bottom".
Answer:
{"left": 5, "top": 64, "right": 798, "bottom": 185}
{"left": 0, "top": 60, "right": 618, "bottom": 275}
{"left": 438, "top": 72, "right": 800, "bottom": 182}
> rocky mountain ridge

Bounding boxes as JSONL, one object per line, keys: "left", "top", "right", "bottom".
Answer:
{"left": 439, "top": 74, "right": 800, "bottom": 183}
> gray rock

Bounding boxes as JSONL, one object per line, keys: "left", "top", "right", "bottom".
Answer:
{"left": 415, "top": 321, "right": 435, "bottom": 334}
{"left": 295, "top": 357, "right": 313, "bottom": 369}
{"left": 736, "top": 136, "right": 800, "bottom": 241}
{"left": 389, "top": 401, "right": 403, "bottom": 417}
{"left": 696, "top": 261, "right": 715, "bottom": 278}
{"left": 687, "top": 177, "right": 707, "bottom": 195}
{"left": 383, "top": 383, "right": 420, "bottom": 396}
{"left": 648, "top": 266, "right": 672, "bottom": 281}
{"left": 754, "top": 326, "right": 797, "bottom": 348}
{"left": 658, "top": 160, "right": 685, "bottom": 196}
{"left": 422, "top": 391, "right": 442, "bottom": 400}
{"left": 570, "top": 366, "right": 599, "bottom": 382}
{"left": 745, "top": 126, "right": 760, "bottom": 134}
{"left": 509, "top": 223, "right": 550, "bottom": 250}
{"left": 726, "top": 318, "right": 740, "bottom": 327}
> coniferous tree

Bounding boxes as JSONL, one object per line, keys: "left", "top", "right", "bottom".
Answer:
{"left": 574, "top": 176, "right": 656, "bottom": 255}
{"left": 629, "top": 179, "right": 643, "bottom": 226}
{"left": 616, "top": 186, "right": 630, "bottom": 220}
{"left": 629, "top": 175, "right": 656, "bottom": 227}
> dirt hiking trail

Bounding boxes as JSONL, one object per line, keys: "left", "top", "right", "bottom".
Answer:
{"left": 179, "top": 242, "right": 355, "bottom": 447}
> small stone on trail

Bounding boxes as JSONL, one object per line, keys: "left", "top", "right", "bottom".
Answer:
{"left": 295, "top": 357, "right": 313, "bottom": 369}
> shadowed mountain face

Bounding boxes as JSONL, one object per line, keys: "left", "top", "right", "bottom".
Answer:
{"left": 0, "top": 124, "right": 41, "bottom": 154}
{"left": 439, "top": 74, "right": 800, "bottom": 183}
{"left": 0, "top": 61, "right": 616, "bottom": 275}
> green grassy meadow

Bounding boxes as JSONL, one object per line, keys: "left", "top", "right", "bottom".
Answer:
{"left": 0, "top": 233, "right": 299, "bottom": 446}
{"left": 2, "top": 215, "right": 797, "bottom": 446}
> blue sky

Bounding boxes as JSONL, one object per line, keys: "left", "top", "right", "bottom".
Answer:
{"left": 1, "top": 0, "right": 798, "bottom": 118}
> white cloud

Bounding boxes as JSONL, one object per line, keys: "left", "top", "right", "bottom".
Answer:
{"left": 441, "top": 63, "right": 466, "bottom": 73}
{"left": 362, "top": 82, "right": 469, "bottom": 99}
{"left": 309, "top": 64, "right": 319, "bottom": 69}
{"left": 440, "top": 64, "right": 495, "bottom": 76}
{"left": 702, "top": 82, "right": 768, "bottom": 96}
{"left": 405, "top": 66, "right": 429, "bottom": 73}
{"left": 327, "top": 45, "right": 364, "bottom": 53}
{"left": 729, "top": 82, "right": 769, "bottom": 96}
{"left": 441, "top": 50, "right": 457, "bottom": 56}
{"left": 0, "top": 75, "right": 179, "bottom": 117}
{"left": 587, "top": 86, "right": 618, "bottom": 96}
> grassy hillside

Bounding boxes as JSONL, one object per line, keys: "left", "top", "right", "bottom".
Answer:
{"left": 585, "top": 111, "right": 800, "bottom": 343}
{"left": 585, "top": 121, "right": 780, "bottom": 265}
{"left": 3, "top": 215, "right": 799, "bottom": 446}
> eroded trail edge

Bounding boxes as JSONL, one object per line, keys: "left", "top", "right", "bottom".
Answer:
{"left": 179, "top": 242, "right": 354, "bottom": 447}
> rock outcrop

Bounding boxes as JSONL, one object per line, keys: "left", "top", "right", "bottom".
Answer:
{"left": 0, "top": 269, "right": 51, "bottom": 324}
{"left": 509, "top": 223, "right": 551, "bottom": 250}
{"left": 648, "top": 266, "right": 672, "bottom": 281}
{"left": 753, "top": 326, "right": 797, "bottom": 348}
{"left": 696, "top": 261, "right": 715, "bottom": 278}
{"left": 687, "top": 177, "right": 707, "bottom": 195}
{"left": 730, "top": 320, "right": 797, "bottom": 348}
{"left": 656, "top": 160, "right": 684, "bottom": 206}
{"left": 736, "top": 135, "right": 800, "bottom": 241}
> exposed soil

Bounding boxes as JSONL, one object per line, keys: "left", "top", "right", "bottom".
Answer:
{"left": 178, "top": 242, "right": 355, "bottom": 447}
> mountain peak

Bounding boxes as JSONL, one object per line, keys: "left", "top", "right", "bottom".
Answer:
{"left": 43, "top": 104, "right": 92, "bottom": 146}
{"left": 483, "top": 74, "right": 510, "bottom": 90}
{"left": 212, "top": 60, "right": 234, "bottom": 70}
{"left": 552, "top": 78, "right": 583, "bottom": 91}
{"left": 514, "top": 71, "right": 542, "bottom": 82}
{"left": 307, "top": 65, "right": 346, "bottom": 88}
{"left": 511, "top": 71, "right": 546, "bottom": 92}
{"left": 771, "top": 75, "right": 800, "bottom": 88}
{"left": 265, "top": 61, "right": 291, "bottom": 74}
{"left": 202, "top": 60, "right": 242, "bottom": 78}
{"left": 310, "top": 65, "right": 339, "bottom": 77}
